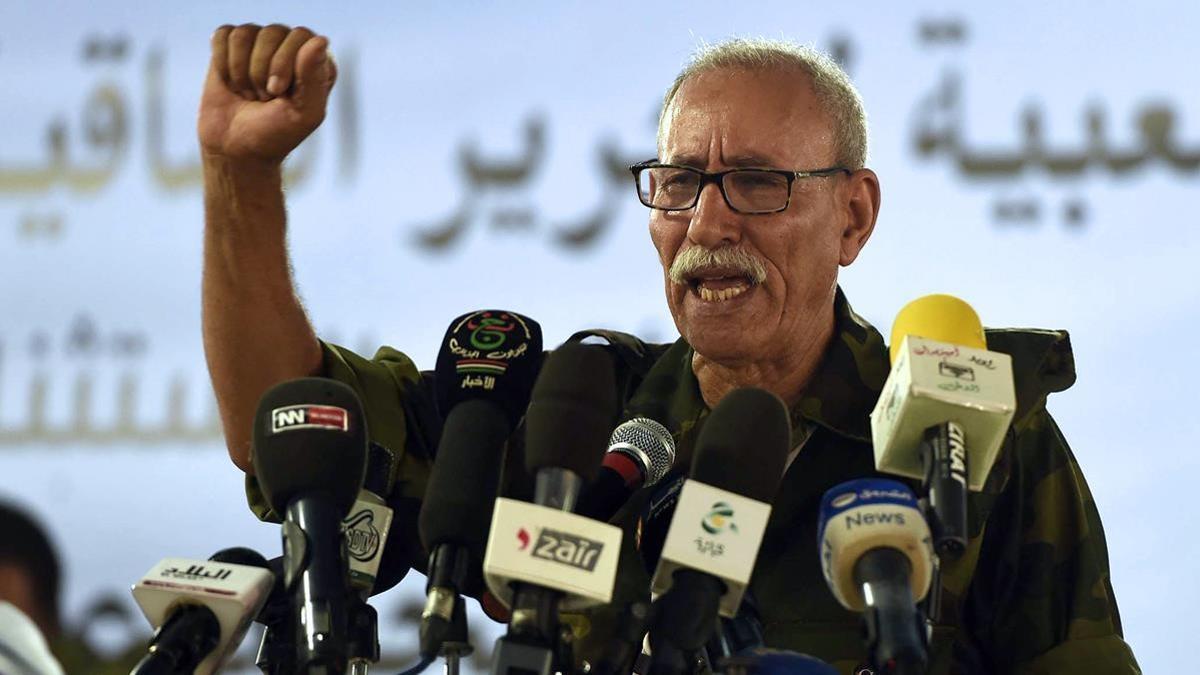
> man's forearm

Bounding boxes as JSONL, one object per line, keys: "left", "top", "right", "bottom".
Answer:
{"left": 202, "top": 155, "right": 323, "bottom": 472}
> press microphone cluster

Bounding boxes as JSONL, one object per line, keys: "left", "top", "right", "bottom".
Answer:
{"left": 131, "top": 300, "right": 964, "bottom": 672}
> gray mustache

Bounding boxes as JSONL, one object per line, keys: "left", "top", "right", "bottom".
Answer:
{"left": 668, "top": 246, "right": 768, "bottom": 285}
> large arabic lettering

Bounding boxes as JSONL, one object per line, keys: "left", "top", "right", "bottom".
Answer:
{"left": 910, "top": 18, "right": 1198, "bottom": 228}
{"left": 0, "top": 37, "right": 360, "bottom": 237}
{"left": 0, "top": 315, "right": 217, "bottom": 446}
{"left": 0, "top": 319, "right": 385, "bottom": 448}
{"left": 407, "top": 35, "right": 856, "bottom": 254}
{"left": 4, "top": 26, "right": 1195, "bottom": 245}
{"left": 409, "top": 115, "right": 650, "bottom": 253}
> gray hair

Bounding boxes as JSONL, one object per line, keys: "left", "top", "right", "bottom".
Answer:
{"left": 657, "top": 38, "right": 868, "bottom": 170}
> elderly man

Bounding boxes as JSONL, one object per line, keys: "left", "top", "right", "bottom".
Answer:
{"left": 200, "top": 24, "right": 1139, "bottom": 674}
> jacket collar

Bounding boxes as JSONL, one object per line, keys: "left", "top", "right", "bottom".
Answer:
{"left": 793, "top": 287, "right": 889, "bottom": 443}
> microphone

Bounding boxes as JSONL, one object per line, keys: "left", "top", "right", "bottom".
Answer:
{"left": 869, "top": 294, "right": 1016, "bottom": 556}
{"left": 419, "top": 309, "right": 542, "bottom": 661}
{"left": 484, "top": 343, "right": 622, "bottom": 675}
{"left": 817, "top": 478, "right": 933, "bottom": 675}
{"left": 577, "top": 417, "right": 676, "bottom": 522}
{"left": 647, "top": 388, "right": 790, "bottom": 675}
{"left": 252, "top": 377, "right": 369, "bottom": 672}
{"left": 343, "top": 442, "right": 396, "bottom": 597}
{"left": 434, "top": 309, "right": 543, "bottom": 425}
{"left": 130, "top": 547, "right": 274, "bottom": 675}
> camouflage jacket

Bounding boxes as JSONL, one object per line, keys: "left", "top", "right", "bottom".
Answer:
{"left": 246, "top": 290, "right": 1139, "bottom": 674}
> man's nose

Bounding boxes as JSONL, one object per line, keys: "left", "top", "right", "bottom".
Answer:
{"left": 686, "top": 180, "right": 742, "bottom": 249}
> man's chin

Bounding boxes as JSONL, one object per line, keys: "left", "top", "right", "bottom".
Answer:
{"left": 683, "top": 327, "right": 766, "bottom": 365}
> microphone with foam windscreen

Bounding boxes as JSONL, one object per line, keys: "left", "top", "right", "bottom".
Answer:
{"left": 870, "top": 294, "right": 1016, "bottom": 557}
{"left": 252, "top": 378, "right": 368, "bottom": 672}
{"left": 130, "top": 547, "right": 274, "bottom": 675}
{"left": 647, "top": 388, "right": 790, "bottom": 675}
{"left": 418, "top": 401, "right": 510, "bottom": 664}
{"left": 484, "top": 343, "right": 621, "bottom": 675}
{"left": 577, "top": 417, "right": 676, "bottom": 522}
{"left": 817, "top": 479, "right": 934, "bottom": 675}
{"left": 418, "top": 310, "right": 542, "bottom": 665}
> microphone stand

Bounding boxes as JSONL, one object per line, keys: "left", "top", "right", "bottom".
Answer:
{"left": 347, "top": 597, "right": 380, "bottom": 674}
{"left": 256, "top": 597, "right": 378, "bottom": 674}
{"left": 491, "top": 582, "right": 574, "bottom": 675}
{"left": 255, "top": 622, "right": 295, "bottom": 675}
{"left": 705, "top": 591, "right": 765, "bottom": 666}
{"left": 438, "top": 598, "right": 473, "bottom": 675}
{"left": 591, "top": 600, "right": 652, "bottom": 675}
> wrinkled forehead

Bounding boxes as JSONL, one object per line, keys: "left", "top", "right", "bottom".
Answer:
{"left": 658, "top": 66, "right": 837, "bottom": 169}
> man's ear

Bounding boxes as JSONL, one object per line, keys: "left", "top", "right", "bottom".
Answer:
{"left": 839, "top": 168, "right": 881, "bottom": 266}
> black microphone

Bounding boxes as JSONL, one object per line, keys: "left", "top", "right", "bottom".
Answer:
{"left": 252, "top": 377, "right": 369, "bottom": 673}
{"left": 488, "top": 342, "right": 618, "bottom": 675}
{"left": 576, "top": 417, "right": 676, "bottom": 522}
{"left": 419, "top": 310, "right": 542, "bottom": 662}
{"left": 130, "top": 547, "right": 274, "bottom": 675}
{"left": 647, "top": 388, "right": 790, "bottom": 675}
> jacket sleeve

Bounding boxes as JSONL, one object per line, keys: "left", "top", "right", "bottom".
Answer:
{"left": 967, "top": 411, "right": 1140, "bottom": 674}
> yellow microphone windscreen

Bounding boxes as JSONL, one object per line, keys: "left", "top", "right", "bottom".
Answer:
{"left": 889, "top": 294, "right": 985, "bottom": 364}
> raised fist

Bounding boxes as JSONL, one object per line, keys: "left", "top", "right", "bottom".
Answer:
{"left": 198, "top": 24, "right": 337, "bottom": 162}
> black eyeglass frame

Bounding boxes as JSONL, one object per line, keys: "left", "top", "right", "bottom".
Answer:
{"left": 629, "top": 159, "right": 852, "bottom": 214}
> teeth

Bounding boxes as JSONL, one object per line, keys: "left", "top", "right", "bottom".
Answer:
{"left": 697, "top": 283, "right": 749, "bottom": 302}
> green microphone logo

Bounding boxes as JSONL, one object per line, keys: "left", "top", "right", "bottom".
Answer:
{"left": 701, "top": 501, "right": 738, "bottom": 535}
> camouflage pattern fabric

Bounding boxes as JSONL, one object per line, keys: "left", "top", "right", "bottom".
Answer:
{"left": 244, "top": 288, "right": 1139, "bottom": 674}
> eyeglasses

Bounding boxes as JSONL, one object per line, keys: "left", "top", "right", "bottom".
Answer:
{"left": 630, "top": 160, "right": 850, "bottom": 214}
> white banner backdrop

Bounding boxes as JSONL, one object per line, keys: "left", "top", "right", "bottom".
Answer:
{"left": 1, "top": 1, "right": 1195, "bottom": 671}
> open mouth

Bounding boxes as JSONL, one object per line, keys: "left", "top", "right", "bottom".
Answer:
{"left": 687, "top": 269, "right": 756, "bottom": 303}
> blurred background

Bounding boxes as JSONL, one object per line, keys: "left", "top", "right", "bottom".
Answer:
{"left": 1, "top": 1, "right": 1195, "bottom": 672}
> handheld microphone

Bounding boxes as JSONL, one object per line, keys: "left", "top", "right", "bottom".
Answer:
{"left": 577, "top": 417, "right": 676, "bottom": 522}
{"left": 647, "top": 388, "right": 790, "bottom": 675}
{"left": 817, "top": 479, "right": 933, "bottom": 674}
{"left": 870, "top": 294, "right": 1016, "bottom": 556}
{"left": 419, "top": 310, "right": 542, "bottom": 661}
{"left": 252, "top": 377, "right": 369, "bottom": 672}
{"left": 130, "top": 547, "right": 274, "bottom": 675}
{"left": 484, "top": 343, "right": 621, "bottom": 675}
